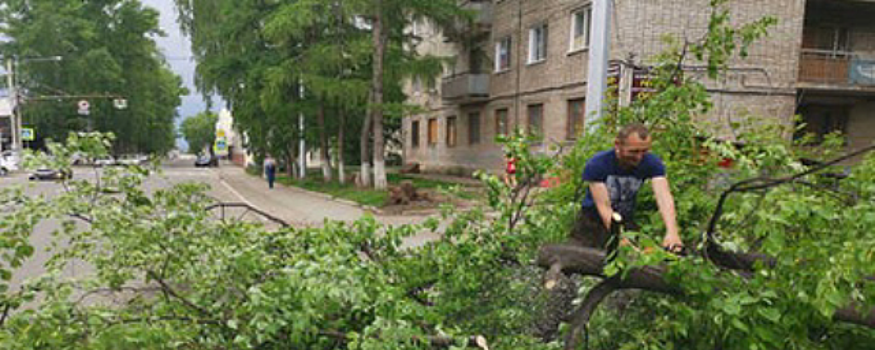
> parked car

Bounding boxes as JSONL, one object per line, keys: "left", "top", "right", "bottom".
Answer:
{"left": 0, "top": 151, "right": 19, "bottom": 176}
{"left": 95, "top": 157, "right": 118, "bottom": 167}
{"left": 117, "top": 154, "right": 149, "bottom": 166}
{"left": 194, "top": 155, "right": 218, "bottom": 168}
{"left": 29, "top": 168, "right": 72, "bottom": 181}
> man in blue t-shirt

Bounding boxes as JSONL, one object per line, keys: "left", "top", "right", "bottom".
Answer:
{"left": 573, "top": 123, "right": 683, "bottom": 253}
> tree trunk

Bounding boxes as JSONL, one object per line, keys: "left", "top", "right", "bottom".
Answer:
{"left": 287, "top": 136, "right": 298, "bottom": 178}
{"left": 286, "top": 149, "right": 295, "bottom": 179}
{"left": 359, "top": 94, "right": 373, "bottom": 188}
{"left": 318, "top": 98, "right": 333, "bottom": 182}
{"left": 370, "top": 0, "right": 388, "bottom": 190}
{"left": 338, "top": 104, "right": 346, "bottom": 185}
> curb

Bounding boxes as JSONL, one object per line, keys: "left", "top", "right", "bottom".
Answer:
{"left": 234, "top": 167, "right": 463, "bottom": 217}
{"left": 260, "top": 174, "right": 388, "bottom": 215}
{"left": 273, "top": 181, "right": 386, "bottom": 214}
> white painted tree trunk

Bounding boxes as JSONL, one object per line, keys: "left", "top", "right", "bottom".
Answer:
{"left": 371, "top": 0, "right": 388, "bottom": 190}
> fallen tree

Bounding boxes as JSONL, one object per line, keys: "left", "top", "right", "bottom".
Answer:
{"left": 537, "top": 243, "right": 875, "bottom": 350}
{"left": 537, "top": 144, "right": 875, "bottom": 350}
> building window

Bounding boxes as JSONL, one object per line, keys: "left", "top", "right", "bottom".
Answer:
{"left": 528, "top": 24, "right": 548, "bottom": 64}
{"left": 427, "top": 118, "right": 438, "bottom": 146}
{"left": 570, "top": 7, "right": 592, "bottom": 52}
{"left": 468, "top": 112, "right": 481, "bottom": 145}
{"left": 411, "top": 120, "right": 420, "bottom": 148}
{"left": 528, "top": 104, "right": 544, "bottom": 136}
{"left": 412, "top": 76, "right": 422, "bottom": 95}
{"left": 495, "top": 36, "right": 512, "bottom": 72}
{"left": 567, "top": 99, "right": 585, "bottom": 140}
{"left": 495, "top": 108, "right": 509, "bottom": 137}
{"left": 446, "top": 116, "right": 457, "bottom": 147}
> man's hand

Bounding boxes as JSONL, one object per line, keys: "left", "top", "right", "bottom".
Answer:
{"left": 662, "top": 233, "right": 684, "bottom": 253}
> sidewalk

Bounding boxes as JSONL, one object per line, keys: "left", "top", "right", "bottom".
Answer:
{"left": 213, "top": 165, "right": 428, "bottom": 228}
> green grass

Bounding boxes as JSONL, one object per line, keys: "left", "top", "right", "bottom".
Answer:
{"left": 268, "top": 170, "right": 479, "bottom": 208}
{"left": 276, "top": 175, "right": 388, "bottom": 207}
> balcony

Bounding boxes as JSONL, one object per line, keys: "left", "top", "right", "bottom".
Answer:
{"left": 798, "top": 49, "right": 875, "bottom": 89}
{"left": 443, "top": 1, "right": 492, "bottom": 41}
{"left": 461, "top": 0, "right": 493, "bottom": 28}
{"left": 441, "top": 73, "right": 489, "bottom": 102}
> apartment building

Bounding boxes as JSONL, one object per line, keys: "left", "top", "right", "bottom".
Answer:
{"left": 402, "top": 0, "right": 875, "bottom": 174}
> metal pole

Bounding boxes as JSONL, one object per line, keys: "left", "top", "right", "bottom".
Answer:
{"left": 585, "top": 0, "right": 612, "bottom": 129}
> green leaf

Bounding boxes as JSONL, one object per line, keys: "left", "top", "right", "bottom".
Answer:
{"left": 723, "top": 301, "right": 741, "bottom": 316}
{"left": 757, "top": 307, "right": 781, "bottom": 323}
{"left": 731, "top": 318, "right": 750, "bottom": 333}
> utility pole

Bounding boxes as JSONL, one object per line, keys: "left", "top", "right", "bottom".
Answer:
{"left": 5, "top": 59, "right": 19, "bottom": 152}
{"left": 4, "top": 55, "right": 62, "bottom": 152}
{"left": 585, "top": 0, "right": 613, "bottom": 127}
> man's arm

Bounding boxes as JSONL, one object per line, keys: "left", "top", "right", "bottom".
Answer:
{"left": 589, "top": 182, "right": 613, "bottom": 230}
{"left": 651, "top": 177, "right": 682, "bottom": 251}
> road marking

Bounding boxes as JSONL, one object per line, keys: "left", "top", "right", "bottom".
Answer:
{"left": 216, "top": 171, "right": 256, "bottom": 208}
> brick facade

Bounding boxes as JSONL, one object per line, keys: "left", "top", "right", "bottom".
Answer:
{"left": 403, "top": 0, "right": 875, "bottom": 174}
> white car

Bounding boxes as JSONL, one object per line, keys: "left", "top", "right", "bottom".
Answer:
{"left": 94, "top": 157, "right": 118, "bottom": 167}
{"left": 117, "top": 155, "right": 149, "bottom": 166}
{"left": 0, "top": 151, "right": 19, "bottom": 176}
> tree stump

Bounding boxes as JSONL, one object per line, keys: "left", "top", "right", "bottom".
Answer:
{"left": 400, "top": 180, "right": 417, "bottom": 200}
{"left": 386, "top": 181, "right": 420, "bottom": 206}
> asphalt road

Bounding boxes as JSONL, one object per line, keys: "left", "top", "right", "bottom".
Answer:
{"left": 1, "top": 158, "right": 442, "bottom": 307}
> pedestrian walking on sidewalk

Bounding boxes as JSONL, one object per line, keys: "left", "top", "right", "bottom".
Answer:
{"left": 264, "top": 157, "right": 277, "bottom": 189}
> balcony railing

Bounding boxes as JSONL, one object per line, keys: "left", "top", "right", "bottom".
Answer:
{"left": 441, "top": 73, "right": 489, "bottom": 101}
{"left": 799, "top": 49, "right": 875, "bottom": 86}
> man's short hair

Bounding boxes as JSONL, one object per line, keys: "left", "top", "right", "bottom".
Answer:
{"left": 617, "top": 123, "right": 650, "bottom": 142}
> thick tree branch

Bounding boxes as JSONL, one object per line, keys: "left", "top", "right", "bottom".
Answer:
{"left": 537, "top": 244, "right": 681, "bottom": 295}
{"left": 536, "top": 244, "right": 875, "bottom": 329}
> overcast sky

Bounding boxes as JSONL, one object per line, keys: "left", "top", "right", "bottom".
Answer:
{"left": 141, "top": 0, "right": 220, "bottom": 150}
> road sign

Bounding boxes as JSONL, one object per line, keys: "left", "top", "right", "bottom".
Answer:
{"left": 214, "top": 138, "right": 227, "bottom": 152}
{"left": 113, "top": 98, "right": 128, "bottom": 110}
{"left": 216, "top": 129, "right": 226, "bottom": 138}
{"left": 78, "top": 100, "right": 90, "bottom": 116}
{"left": 21, "top": 127, "right": 34, "bottom": 141}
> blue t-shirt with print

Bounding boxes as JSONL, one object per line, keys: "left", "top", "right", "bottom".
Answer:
{"left": 581, "top": 150, "right": 666, "bottom": 221}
